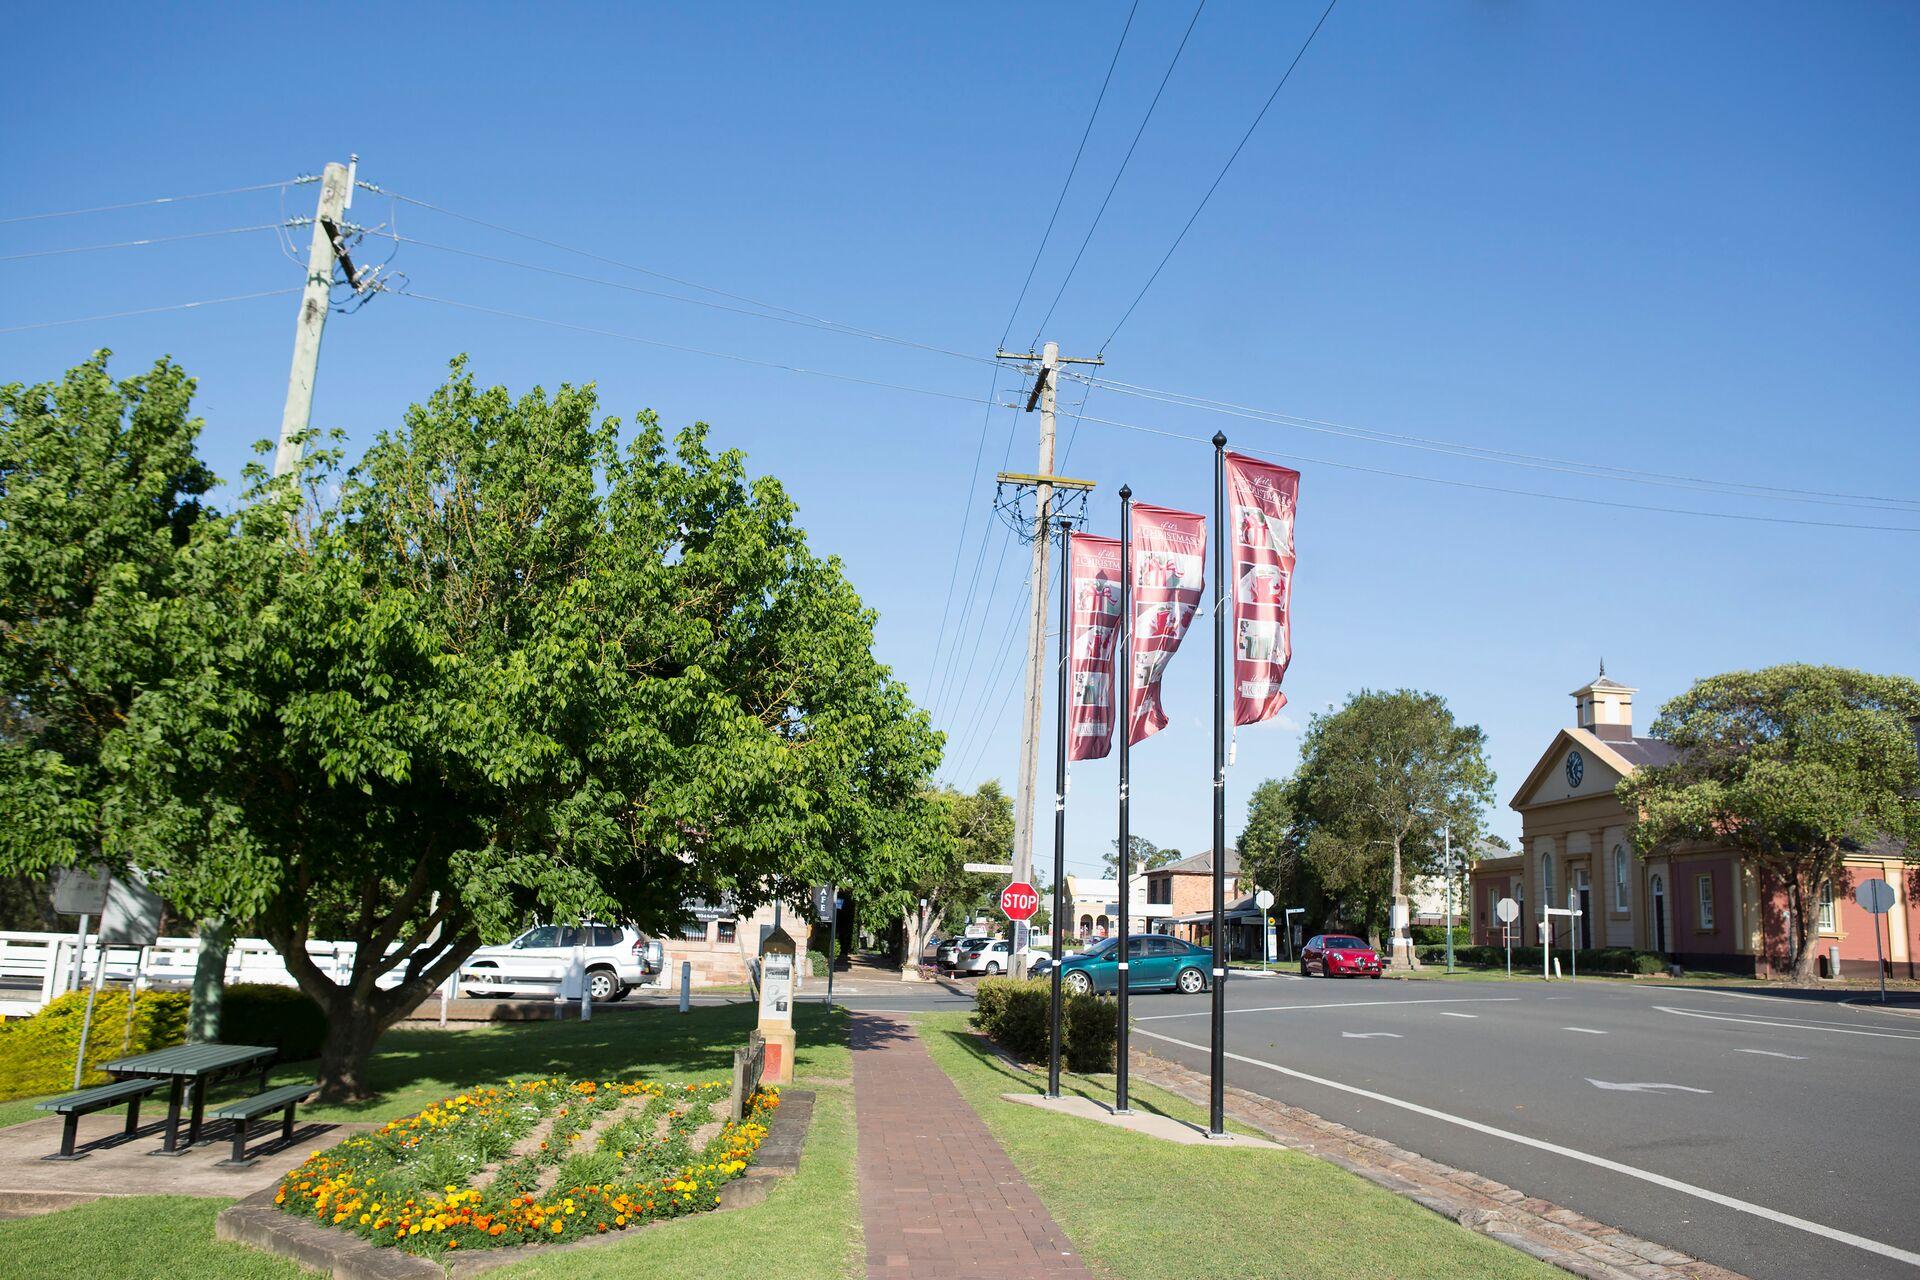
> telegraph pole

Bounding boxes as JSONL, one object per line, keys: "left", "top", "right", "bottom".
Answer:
{"left": 994, "top": 342, "right": 1102, "bottom": 979}
{"left": 275, "top": 158, "right": 356, "bottom": 478}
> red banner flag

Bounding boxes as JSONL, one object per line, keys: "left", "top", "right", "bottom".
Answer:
{"left": 1128, "top": 503, "right": 1207, "bottom": 745}
{"left": 1225, "top": 452, "right": 1299, "bottom": 726}
{"left": 1066, "top": 534, "right": 1122, "bottom": 761}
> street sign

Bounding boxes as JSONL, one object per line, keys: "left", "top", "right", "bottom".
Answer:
{"left": 999, "top": 881, "right": 1040, "bottom": 922}
{"left": 1855, "top": 877, "right": 1896, "bottom": 1004}
{"left": 52, "top": 868, "right": 111, "bottom": 917}
{"left": 1495, "top": 897, "right": 1519, "bottom": 924}
{"left": 964, "top": 862, "right": 1015, "bottom": 875}
{"left": 1254, "top": 889, "right": 1275, "bottom": 910}
{"left": 1856, "top": 878, "right": 1895, "bottom": 914}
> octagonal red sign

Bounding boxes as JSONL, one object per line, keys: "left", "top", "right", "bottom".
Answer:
{"left": 999, "top": 881, "right": 1040, "bottom": 922}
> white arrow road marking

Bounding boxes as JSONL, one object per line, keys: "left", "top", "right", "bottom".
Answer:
{"left": 1137, "top": 997, "right": 1517, "bottom": 1022}
{"left": 1656, "top": 1005, "right": 1920, "bottom": 1042}
{"left": 1342, "top": 1031, "right": 1403, "bottom": 1039}
{"left": 1563, "top": 1027, "right": 1607, "bottom": 1035}
{"left": 1587, "top": 1079, "right": 1713, "bottom": 1094}
{"left": 1437, "top": 1012, "right": 1478, "bottom": 1019}
{"left": 1136, "top": 1027, "right": 1920, "bottom": 1270}
{"left": 1734, "top": 1048, "right": 1809, "bottom": 1061}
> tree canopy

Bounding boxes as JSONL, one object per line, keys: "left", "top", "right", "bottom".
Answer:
{"left": 882, "top": 780, "right": 1013, "bottom": 965}
{"left": 1618, "top": 664, "right": 1919, "bottom": 980}
{"left": 2, "top": 356, "right": 944, "bottom": 1098}
{"left": 1290, "top": 689, "right": 1495, "bottom": 947}
{"left": 1103, "top": 834, "right": 1179, "bottom": 878}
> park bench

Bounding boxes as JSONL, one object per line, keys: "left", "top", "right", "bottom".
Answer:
{"left": 35, "top": 1077, "right": 165, "bottom": 1160}
{"left": 211, "top": 1082, "right": 316, "bottom": 1167}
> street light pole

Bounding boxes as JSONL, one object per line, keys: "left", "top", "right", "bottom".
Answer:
{"left": 1443, "top": 823, "right": 1455, "bottom": 974}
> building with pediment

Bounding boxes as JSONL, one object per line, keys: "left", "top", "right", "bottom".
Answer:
{"left": 1470, "top": 668, "right": 1916, "bottom": 978}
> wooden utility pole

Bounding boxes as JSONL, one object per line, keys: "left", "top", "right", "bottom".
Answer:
{"left": 275, "top": 158, "right": 355, "bottom": 478}
{"left": 994, "top": 342, "right": 1102, "bottom": 978}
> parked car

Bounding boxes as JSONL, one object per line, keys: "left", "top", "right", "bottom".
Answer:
{"left": 1300, "top": 934, "right": 1382, "bottom": 978}
{"left": 956, "top": 937, "right": 1015, "bottom": 976}
{"left": 935, "top": 936, "right": 970, "bottom": 972}
{"left": 1057, "top": 933, "right": 1211, "bottom": 996}
{"left": 461, "top": 924, "right": 654, "bottom": 1001}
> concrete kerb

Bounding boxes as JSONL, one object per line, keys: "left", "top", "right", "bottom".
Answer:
{"left": 1127, "top": 1049, "right": 1748, "bottom": 1280}
{"left": 214, "top": 1090, "right": 815, "bottom": 1280}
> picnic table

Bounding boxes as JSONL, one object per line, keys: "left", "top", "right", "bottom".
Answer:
{"left": 103, "top": 1042, "right": 276, "bottom": 1155}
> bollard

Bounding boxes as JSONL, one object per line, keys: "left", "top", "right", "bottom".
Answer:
{"left": 679, "top": 960, "right": 692, "bottom": 1013}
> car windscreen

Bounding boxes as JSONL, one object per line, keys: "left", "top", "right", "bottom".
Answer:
{"left": 1323, "top": 936, "right": 1367, "bottom": 949}
{"left": 1080, "top": 938, "right": 1119, "bottom": 959}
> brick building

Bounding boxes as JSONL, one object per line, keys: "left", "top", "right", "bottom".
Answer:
{"left": 1470, "top": 669, "right": 1916, "bottom": 977}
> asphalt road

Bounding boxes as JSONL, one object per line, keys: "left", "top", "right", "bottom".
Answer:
{"left": 1123, "top": 973, "right": 1920, "bottom": 1280}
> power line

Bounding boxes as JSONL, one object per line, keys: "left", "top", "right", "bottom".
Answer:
{"left": 0, "top": 223, "right": 290, "bottom": 263}
{"left": 0, "top": 178, "right": 312, "bottom": 226}
{"left": 1069, "top": 409, "right": 1920, "bottom": 533}
{"left": 1069, "top": 372, "right": 1920, "bottom": 513}
{"left": 1101, "top": 0, "right": 1339, "bottom": 353}
{"left": 0, "top": 287, "right": 300, "bottom": 335}
{"left": 1030, "top": 0, "right": 1207, "bottom": 346}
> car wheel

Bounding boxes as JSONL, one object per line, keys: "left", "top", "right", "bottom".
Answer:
{"left": 1176, "top": 967, "right": 1206, "bottom": 995}
{"left": 986, "top": 961, "right": 1002, "bottom": 975}
{"left": 1299, "top": 961, "right": 1310, "bottom": 977}
{"left": 606, "top": 983, "right": 631, "bottom": 1001}
{"left": 1064, "top": 971, "right": 1092, "bottom": 996}
{"left": 1370, "top": 972, "right": 1381, "bottom": 980}
{"left": 587, "top": 968, "right": 619, "bottom": 1001}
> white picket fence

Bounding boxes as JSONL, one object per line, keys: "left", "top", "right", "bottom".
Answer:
{"left": 0, "top": 930, "right": 404, "bottom": 1018}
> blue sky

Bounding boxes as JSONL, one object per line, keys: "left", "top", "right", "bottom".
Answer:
{"left": 6, "top": 3, "right": 1916, "bottom": 879}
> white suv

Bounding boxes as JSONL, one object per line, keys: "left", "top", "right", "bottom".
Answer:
{"left": 461, "top": 924, "right": 658, "bottom": 1001}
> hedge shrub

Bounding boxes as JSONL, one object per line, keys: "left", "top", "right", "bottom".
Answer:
{"left": 0, "top": 988, "right": 189, "bottom": 1101}
{"left": 224, "top": 983, "right": 328, "bottom": 1061}
{"left": 1414, "top": 944, "right": 1667, "bottom": 975}
{"left": 1410, "top": 924, "right": 1470, "bottom": 947}
{"left": 971, "top": 977, "right": 1116, "bottom": 1074}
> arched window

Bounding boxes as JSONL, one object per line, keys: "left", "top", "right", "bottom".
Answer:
{"left": 1079, "top": 914, "right": 1093, "bottom": 938}
{"left": 1613, "top": 845, "right": 1629, "bottom": 911}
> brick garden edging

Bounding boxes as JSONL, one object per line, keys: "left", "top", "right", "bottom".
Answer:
{"left": 1128, "top": 1051, "right": 1748, "bottom": 1280}
{"left": 215, "top": 1090, "right": 813, "bottom": 1280}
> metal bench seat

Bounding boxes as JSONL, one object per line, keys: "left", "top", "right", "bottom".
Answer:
{"left": 36, "top": 1077, "right": 165, "bottom": 1160}
{"left": 212, "top": 1083, "right": 315, "bottom": 1167}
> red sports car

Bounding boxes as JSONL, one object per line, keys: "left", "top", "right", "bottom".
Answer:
{"left": 1301, "top": 934, "right": 1383, "bottom": 978}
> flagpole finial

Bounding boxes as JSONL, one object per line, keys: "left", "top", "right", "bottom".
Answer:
{"left": 1212, "top": 431, "right": 1228, "bottom": 448}
{"left": 1599, "top": 657, "right": 1606, "bottom": 677}
{"left": 1119, "top": 483, "right": 1132, "bottom": 500}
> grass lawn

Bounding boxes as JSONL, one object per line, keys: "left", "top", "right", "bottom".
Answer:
{"left": 915, "top": 1011, "right": 1561, "bottom": 1280}
{"left": 0, "top": 1004, "right": 860, "bottom": 1280}
{"left": 0, "top": 1196, "right": 316, "bottom": 1280}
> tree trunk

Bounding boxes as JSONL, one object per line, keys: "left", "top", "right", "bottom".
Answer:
{"left": 188, "top": 919, "right": 233, "bottom": 1042}
{"left": 316, "top": 988, "right": 389, "bottom": 1103}
{"left": 1787, "top": 872, "right": 1822, "bottom": 984}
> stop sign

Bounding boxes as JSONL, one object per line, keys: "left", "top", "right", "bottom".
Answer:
{"left": 999, "top": 881, "right": 1040, "bottom": 921}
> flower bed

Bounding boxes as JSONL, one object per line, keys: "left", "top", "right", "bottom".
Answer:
{"left": 273, "top": 1076, "right": 778, "bottom": 1254}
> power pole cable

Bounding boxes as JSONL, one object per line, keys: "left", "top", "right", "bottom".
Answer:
{"left": 275, "top": 158, "right": 355, "bottom": 478}
{"left": 994, "top": 342, "right": 1103, "bottom": 979}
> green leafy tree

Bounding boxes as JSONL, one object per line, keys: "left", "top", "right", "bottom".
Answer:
{"left": 878, "top": 779, "right": 1013, "bottom": 968}
{"left": 1618, "top": 665, "right": 1920, "bottom": 981}
{"left": 1103, "top": 834, "right": 1177, "bottom": 878}
{"left": 1292, "top": 690, "right": 1495, "bottom": 954}
{"left": 1238, "top": 777, "right": 1297, "bottom": 900}
{"left": 16, "top": 359, "right": 940, "bottom": 1100}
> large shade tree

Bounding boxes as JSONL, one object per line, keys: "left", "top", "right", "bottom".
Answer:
{"left": 1291, "top": 689, "right": 1495, "bottom": 957}
{"left": 1618, "top": 665, "right": 1919, "bottom": 981}
{"left": 5, "top": 356, "right": 943, "bottom": 1100}
{"left": 876, "top": 779, "right": 1013, "bottom": 973}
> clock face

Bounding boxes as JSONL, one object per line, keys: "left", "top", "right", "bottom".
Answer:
{"left": 1566, "top": 751, "right": 1585, "bottom": 787}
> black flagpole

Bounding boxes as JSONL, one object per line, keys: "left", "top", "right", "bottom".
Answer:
{"left": 1209, "top": 432, "right": 1228, "bottom": 1137}
{"left": 1115, "top": 484, "right": 1133, "bottom": 1114}
{"left": 1048, "top": 517, "right": 1071, "bottom": 1098}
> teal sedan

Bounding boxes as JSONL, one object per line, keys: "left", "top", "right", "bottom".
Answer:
{"left": 1057, "top": 933, "right": 1212, "bottom": 996}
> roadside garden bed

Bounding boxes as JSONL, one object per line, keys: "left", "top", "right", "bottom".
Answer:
{"left": 272, "top": 1075, "right": 778, "bottom": 1256}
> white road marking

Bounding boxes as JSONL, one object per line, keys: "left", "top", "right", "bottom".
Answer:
{"left": 1587, "top": 1079, "right": 1712, "bottom": 1094}
{"left": 1735, "top": 1049, "right": 1809, "bottom": 1061}
{"left": 1563, "top": 1027, "right": 1607, "bottom": 1035}
{"left": 1342, "top": 1031, "right": 1403, "bottom": 1039}
{"left": 1656, "top": 1005, "right": 1920, "bottom": 1042}
{"left": 1136, "top": 1028, "right": 1920, "bottom": 1269}
{"left": 1437, "top": 1012, "right": 1478, "bottom": 1019}
{"left": 1137, "top": 996, "right": 1518, "bottom": 1023}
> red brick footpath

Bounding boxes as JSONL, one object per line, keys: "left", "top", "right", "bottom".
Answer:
{"left": 851, "top": 1013, "right": 1094, "bottom": 1280}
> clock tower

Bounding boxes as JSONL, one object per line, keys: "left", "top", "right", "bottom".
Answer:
{"left": 1570, "top": 662, "right": 1636, "bottom": 742}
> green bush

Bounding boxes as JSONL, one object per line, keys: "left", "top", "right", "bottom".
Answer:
{"left": 971, "top": 977, "right": 1117, "bottom": 1074}
{"left": 1414, "top": 944, "right": 1667, "bottom": 975}
{"left": 0, "top": 988, "right": 189, "bottom": 1101}
{"left": 223, "top": 983, "right": 328, "bottom": 1061}
{"left": 806, "top": 949, "right": 831, "bottom": 977}
{"left": 1410, "top": 924, "right": 1470, "bottom": 947}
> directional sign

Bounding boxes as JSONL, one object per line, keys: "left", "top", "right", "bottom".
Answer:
{"left": 1495, "top": 897, "right": 1519, "bottom": 924}
{"left": 1856, "top": 878, "right": 1895, "bottom": 915}
{"left": 999, "top": 881, "right": 1040, "bottom": 922}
